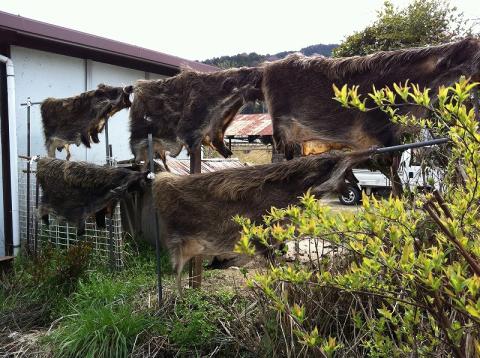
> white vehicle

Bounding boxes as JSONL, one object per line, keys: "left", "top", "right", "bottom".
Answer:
{"left": 338, "top": 149, "right": 442, "bottom": 205}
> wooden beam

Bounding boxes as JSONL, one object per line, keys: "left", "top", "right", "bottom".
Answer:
{"left": 189, "top": 146, "right": 203, "bottom": 289}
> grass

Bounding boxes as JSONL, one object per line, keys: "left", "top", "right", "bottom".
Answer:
{"left": 1, "top": 240, "right": 260, "bottom": 357}
{"left": 48, "top": 306, "right": 157, "bottom": 358}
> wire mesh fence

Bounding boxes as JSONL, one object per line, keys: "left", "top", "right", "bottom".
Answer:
{"left": 17, "top": 158, "right": 125, "bottom": 269}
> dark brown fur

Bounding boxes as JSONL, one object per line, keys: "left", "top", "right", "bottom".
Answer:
{"left": 41, "top": 84, "right": 133, "bottom": 160}
{"left": 129, "top": 67, "right": 263, "bottom": 167}
{"left": 37, "top": 158, "right": 146, "bottom": 235}
{"left": 152, "top": 151, "right": 369, "bottom": 290}
{"left": 262, "top": 38, "right": 480, "bottom": 159}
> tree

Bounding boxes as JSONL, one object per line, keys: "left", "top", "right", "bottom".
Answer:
{"left": 333, "top": 0, "right": 473, "bottom": 57}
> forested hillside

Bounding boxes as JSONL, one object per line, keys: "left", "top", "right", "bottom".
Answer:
{"left": 203, "top": 43, "right": 337, "bottom": 68}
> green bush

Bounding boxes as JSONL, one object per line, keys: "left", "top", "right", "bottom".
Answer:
{"left": 236, "top": 79, "right": 480, "bottom": 357}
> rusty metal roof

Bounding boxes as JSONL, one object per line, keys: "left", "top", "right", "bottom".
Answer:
{"left": 225, "top": 114, "right": 273, "bottom": 136}
{"left": 154, "top": 157, "right": 246, "bottom": 175}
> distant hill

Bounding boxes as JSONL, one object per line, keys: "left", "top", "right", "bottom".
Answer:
{"left": 203, "top": 44, "right": 338, "bottom": 68}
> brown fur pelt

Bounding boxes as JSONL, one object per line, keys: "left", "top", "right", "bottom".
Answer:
{"left": 262, "top": 38, "right": 480, "bottom": 159}
{"left": 41, "top": 84, "right": 133, "bottom": 160}
{"left": 37, "top": 158, "right": 146, "bottom": 235}
{"left": 129, "top": 66, "right": 263, "bottom": 167}
{"left": 152, "top": 150, "right": 369, "bottom": 290}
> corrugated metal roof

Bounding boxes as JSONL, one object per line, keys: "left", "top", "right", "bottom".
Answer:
{"left": 225, "top": 114, "right": 273, "bottom": 136}
{"left": 154, "top": 157, "right": 246, "bottom": 175}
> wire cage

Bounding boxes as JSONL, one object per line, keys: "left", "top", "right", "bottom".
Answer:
{"left": 17, "top": 158, "right": 125, "bottom": 269}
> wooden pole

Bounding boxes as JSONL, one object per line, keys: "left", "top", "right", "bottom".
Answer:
{"left": 189, "top": 146, "right": 203, "bottom": 289}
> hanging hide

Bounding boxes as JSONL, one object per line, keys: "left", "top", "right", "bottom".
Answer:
{"left": 261, "top": 38, "right": 480, "bottom": 196}
{"left": 262, "top": 38, "right": 480, "bottom": 160}
{"left": 41, "top": 84, "right": 133, "bottom": 160}
{"left": 129, "top": 66, "right": 263, "bottom": 168}
{"left": 152, "top": 150, "right": 369, "bottom": 290}
{"left": 36, "top": 158, "right": 146, "bottom": 236}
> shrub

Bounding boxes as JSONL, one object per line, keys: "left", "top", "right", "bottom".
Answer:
{"left": 236, "top": 79, "right": 480, "bottom": 356}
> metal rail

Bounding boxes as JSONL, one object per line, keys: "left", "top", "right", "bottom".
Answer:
{"left": 371, "top": 137, "right": 449, "bottom": 154}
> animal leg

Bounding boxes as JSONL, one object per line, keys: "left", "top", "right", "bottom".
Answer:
{"left": 174, "top": 255, "right": 189, "bottom": 297}
{"left": 65, "top": 144, "right": 71, "bottom": 161}
{"left": 158, "top": 150, "right": 170, "bottom": 172}
{"left": 47, "top": 143, "right": 56, "bottom": 158}
{"left": 211, "top": 137, "right": 233, "bottom": 158}
{"left": 173, "top": 240, "right": 205, "bottom": 296}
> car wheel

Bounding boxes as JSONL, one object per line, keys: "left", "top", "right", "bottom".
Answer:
{"left": 338, "top": 185, "right": 361, "bottom": 205}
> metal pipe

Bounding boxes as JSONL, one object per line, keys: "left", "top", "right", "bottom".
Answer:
{"left": 0, "top": 55, "right": 20, "bottom": 256}
{"left": 107, "top": 213, "right": 115, "bottom": 271}
{"left": 34, "top": 179, "right": 39, "bottom": 255}
{"left": 105, "top": 121, "right": 110, "bottom": 165}
{"left": 26, "top": 98, "right": 31, "bottom": 254}
{"left": 373, "top": 137, "right": 449, "bottom": 154}
{"left": 148, "top": 132, "right": 163, "bottom": 305}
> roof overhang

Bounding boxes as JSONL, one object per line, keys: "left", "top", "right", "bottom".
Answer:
{"left": 0, "top": 10, "right": 217, "bottom": 76}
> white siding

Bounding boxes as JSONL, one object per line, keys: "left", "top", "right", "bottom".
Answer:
{"left": 11, "top": 46, "right": 86, "bottom": 160}
{"left": 86, "top": 61, "right": 145, "bottom": 163}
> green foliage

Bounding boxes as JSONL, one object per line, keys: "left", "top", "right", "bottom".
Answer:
{"left": 236, "top": 79, "right": 480, "bottom": 356}
{"left": 333, "top": 0, "right": 473, "bottom": 57}
{"left": 203, "top": 44, "right": 337, "bottom": 69}
{"left": 49, "top": 306, "right": 155, "bottom": 358}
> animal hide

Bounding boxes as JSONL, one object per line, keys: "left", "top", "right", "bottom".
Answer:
{"left": 129, "top": 67, "right": 263, "bottom": 167}
{"left": 41, "top": 84, "right": 133, "bottom": 160}
{"left": 36, "top": 158, "right": 146, "bottom": 235}
{"left": 152, "top": 150, "right": 369, "bottom": 289}
{"left": 262, "top": 38, "right": 480, "bottom": 159}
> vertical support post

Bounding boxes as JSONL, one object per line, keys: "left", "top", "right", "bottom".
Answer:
{"left": 34, "top": 179, "right": 39, "bottom": 255}
{"left": 189, "top": 146, "right": 203, "bottom": 289}
{"left": 107, "top": 212, "right": 115, "bottom": 271}
{"left": 148, "top": 133, "right": 163, "bottom": 306}
{"left": 26, "top": 98, "right": 31, "bottom": 254}
{"left": 105, "top": 121, "right": 110, "bottom": 166}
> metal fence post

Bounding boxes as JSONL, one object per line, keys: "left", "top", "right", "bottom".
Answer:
{"left": 189, "top": 146, "right": 203, "bottom": 289}
{"left": 147, "top": 132, "right": 163, "bottom": 305}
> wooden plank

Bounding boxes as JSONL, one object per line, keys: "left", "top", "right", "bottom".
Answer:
{"left": 189, "top": 146, "right": 203, "bottom": 289}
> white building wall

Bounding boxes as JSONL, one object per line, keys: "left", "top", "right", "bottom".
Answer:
{"left": 11, "top": 46, "right": 86, "bottom": 160}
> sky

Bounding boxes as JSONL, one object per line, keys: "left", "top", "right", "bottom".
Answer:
{"left": 1, "top": 0, "right": 479, "bottom": 61}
